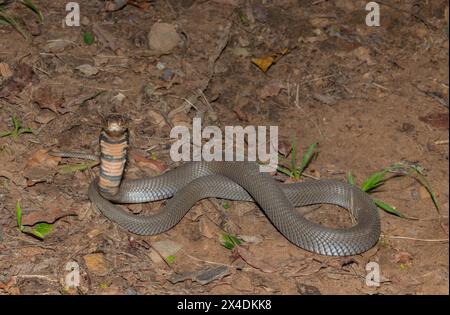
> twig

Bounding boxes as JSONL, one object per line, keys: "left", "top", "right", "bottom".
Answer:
{"left": 382, "top": 234, "right": 449, "bottom": 242}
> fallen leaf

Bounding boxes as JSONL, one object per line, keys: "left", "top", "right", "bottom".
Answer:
{"left": 23, "top": 149, "right": 61, "bottom": 185}
{"left": 0, "top": 62, "right": 13, "bottom": 79}
{"left": 236, "top": 246, "right": 276, "bottom": 273}
{"left": 0, "top": 170, "right": 27, "bottom": 187}
{"left": 394, "top": 251, "right": 413, "bottom": 264}
{"left": 32, "top": 86, "right": 64, "bottom": 113}
{"left": 419, "top": 113, "right": 449, "bottom": 129}
{"left": 84, "top": 253, "right": 109, "bottom": 276}
{"left": 260, "top": 82, "right": 284, "bottom": 99}
{"left": 131, "top": 151, "right": 167, "bottom": 173}
{"left": 21, "top": 193, "right": 77, "bottom": 226}
{"left": 93, "top": 23, "right": 120, "bottom": 52}
{"left": 251, "top": 55, "right": 274, "bottom": 73}
{"left": 58, "top": 91, "right": 103, "bottom": 114}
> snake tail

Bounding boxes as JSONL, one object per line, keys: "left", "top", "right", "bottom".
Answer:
{"left": 98, "top": 114, "right": 129, "bottom": 196}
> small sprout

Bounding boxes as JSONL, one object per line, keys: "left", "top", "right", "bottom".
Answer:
{"left": 83, "top": 31, "right": 94, "bottom": 45}
{"left": 221, "top": 233, "right": 241, "bottom": 250}
{"left": 277, "top": 139, "right": 318, "bottom": 180}
{"left": 16, "top": 200, "right": 53, "bottom": 240}
{"left": 59, "top": 161, "right": 98, "bottom": 174}
{"left": 346, "top": 171, "right": 355, "bottom": 186}
{"left": 222, "top": 201, "right": 231, "bottom": 209}
{"left": 399, "top": 263, "right": 407, "bottom": 270}
{"left": 166, "top": 255, "right": 175, "bottom": 264}
{"left": 348, "top": 162, "right": 437, "bottom": 219}
{"left": 0, "top": 115, "right": 33, "bottom": 140}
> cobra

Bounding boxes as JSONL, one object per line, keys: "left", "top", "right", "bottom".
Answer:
{"left": 54, "top": 114, "right": 381, "bottom": 256}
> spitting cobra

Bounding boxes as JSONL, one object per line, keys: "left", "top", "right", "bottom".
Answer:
{"left": 54, "top": 115, "right": 380, "bottom": 256}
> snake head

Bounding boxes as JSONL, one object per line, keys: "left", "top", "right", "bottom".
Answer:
{"left": 104, "top": 114, "right": 128, "bottom": 138}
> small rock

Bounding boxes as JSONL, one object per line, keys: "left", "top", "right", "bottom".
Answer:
{"left": 75, "top": 64, "right": 99, "bottom": 77}
{"left": 297, "top": 283, "right": 321, "bottom": 295}
{"left": 83, "top": 253, "right": 109, "bottom": 276}
{"left": 126, "top": 287, "right": 138, "bottom": 295}
{"left": 161, "top": 68, "right": 174, "bottom": 81}
{"left": 152, "top": 240, "right": 182, "bottom": 258}
{"left": 156, "top": 62, "right": 166, "bottom": 70}
{"left": 147, "top": 23, "right": 181, "bottom": 53}
{"left": 43, "top": 39, "right": 73, "bottom": 53}
{"left": 232, "top": 47, "right": 250, "bottom": 58}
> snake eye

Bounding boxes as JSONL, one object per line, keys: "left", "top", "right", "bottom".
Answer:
{"left": 104, "top": 114, "right": 128, "bottom": 137}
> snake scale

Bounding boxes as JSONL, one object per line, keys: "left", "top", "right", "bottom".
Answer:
{"left": 55, "top": 115, "right": 380, "bottom": 256}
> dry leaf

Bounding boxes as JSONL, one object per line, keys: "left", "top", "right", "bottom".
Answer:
{"left": 84, "top": 253, "right": 109, "bottom": 276}
{"left": 131, "top": 151, "right": 167, "bottom": 173}
{"left": 0, "top": 62, "right": 13, "bottom": 79}
{"left": 419, "top": 113, "right": 449, "bottom": 129}
{"left": 21, "top": 193, "right": 77, "bottom": 226}
{"left": 23, "top": 149, "right": 61, "bottom": 185}
{"left": 260, "top": 82, "right": 284, "bottom": 99}
{"left": 251, "top": 56, "right": 274, "bottom": 73}
{"left": 237, "top": 246, "right": 276, "bottom": 273}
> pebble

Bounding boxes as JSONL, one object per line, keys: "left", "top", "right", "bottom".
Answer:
{"left": 147, "top": 23, "right": 181, "bottom": 53}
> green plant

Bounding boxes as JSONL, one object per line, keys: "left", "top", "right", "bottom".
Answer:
{"left": 0, "top": 0, "right": 43, "bottom": 39}
{"left": 16, "top": 201, "right": 53, "bottom": 239}
{"left": 347, "top": 162, "right": 439, "bottom": 218}
{"left": 277, "top": 140, "right": 318, "bottom": 180}
{"left": 83, "top": 31, "right": 94, "bottom": 45}
{"left": 0, "top": 115, "right": 32, "bottom": 139}
{"left": 221, "top": 233, "right": 241, "bottom": 250}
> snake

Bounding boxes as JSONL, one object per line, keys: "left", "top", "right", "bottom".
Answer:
{"left": 53, "top": 115, "right": 380, "bottom": 256}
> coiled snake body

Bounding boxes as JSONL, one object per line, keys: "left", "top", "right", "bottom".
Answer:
{"left": 58, "top": 115, "right": 381, "bottom": 256}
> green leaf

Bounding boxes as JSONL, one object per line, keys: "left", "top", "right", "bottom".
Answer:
{"left": 16, "top": 201, "right": 23, "bottom": 231}
{"left": 237, "top": 9, "right": 249, "bottom": 26}
{"left": 347, "top": 171, "right": 355, "bottom": 186}
{"left": 361, "top": 170, "right": 388, "bottom": 192}
{"left": 373, "top": 198, "right": 415, "bottom": 219}
{"left": 409, "top": 165, "right": 440, "bottom": 212}
{"left": 0, "top": 130, "right": 12, "bottom": 138}
{"left": 222, "top": 201, "right": 231, "bottom": 209}
{"left": 298, "top": 141, "right": 318, "bottom": 176}
{"left": 221, "top": 233, "right": 241, "bottom": 250}
{"left": 0, "top": 11, "right": 27, "bottom": 39}
{"left": 166, "top": 255, "right": 175, "bottom": 264}
{"left": 59, "top": 162, "right": 98, "bottom": 174}
{"left": 32, "top": 222, "right": 53, "bottom": 238}
{"left": 277, "top": 166, "right": 292, "bottom": 177}
{"left": 222, "top": 241, "right": 235, "bottom": 250}
{"left": 83, "top": 31, "right": 94, "bottom": 45}
{"left": 20, "top": 0, "right": 44, "bottom": 22}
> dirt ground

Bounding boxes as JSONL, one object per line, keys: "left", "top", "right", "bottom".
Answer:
{"left": 0, "top": 0, "right": 448, "bottom": 295}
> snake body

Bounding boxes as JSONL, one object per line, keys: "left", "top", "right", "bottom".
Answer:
{"left": 59, "top": 115, "right": 381, "bottom": 256}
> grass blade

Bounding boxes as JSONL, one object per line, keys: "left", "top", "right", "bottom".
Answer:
{"left": 298, "top": 142, "right": 318, "bottom": 176}
{"left": 361, "top": 170, "right": 388, "bottom": 192}
{"left": 373, "top": 198, "right": 417, "bottom": 219}
{"left": 20, "top": 0, "right": 43, "bottom": 22}
{"left": 347, "top": 171, "right": 355, "bottom": 186}
{"left": 16, "top": 201, "right": 23, "bottom": 231}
